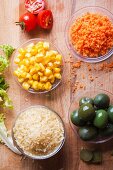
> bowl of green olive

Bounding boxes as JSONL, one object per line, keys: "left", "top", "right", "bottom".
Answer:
{"left": 69, "top": 88, "right": 113, "bottom": 144}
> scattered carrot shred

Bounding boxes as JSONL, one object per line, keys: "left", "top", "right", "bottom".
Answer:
{"left": 70, "top": 13, "right": 113, "bottom": 58}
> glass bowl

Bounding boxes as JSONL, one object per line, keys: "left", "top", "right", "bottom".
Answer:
{"left": 12, "top": 105, "right": 66, "bottom": 160}
{"left": 68, "top": 88, "right": 113, "bottom": 144}
{"left": 11, "top": 38, "right": 63, "bottom": 94}
{"left": 65, "top": 6, "right": 113, "bottom": 63}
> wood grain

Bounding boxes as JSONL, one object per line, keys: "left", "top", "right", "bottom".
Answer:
{"left": 0, "top": 0, "right": 113, "bottom": 170}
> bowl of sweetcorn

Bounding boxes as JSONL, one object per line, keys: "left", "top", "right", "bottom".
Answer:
{"left": 12, "top": 38, "right": 63, "bottom": 94}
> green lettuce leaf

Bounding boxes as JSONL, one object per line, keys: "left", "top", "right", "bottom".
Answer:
{"left": 0, "top": 76, "right": 9, "bottom": 90}
{"left": 0, "top": 44, "right": 15, "bottom": 59}
{"left": 0, "top": 89, "right": 13, "bottom": 109}
{"left": 0, "top": 56, "right": 9, "bottom": 72}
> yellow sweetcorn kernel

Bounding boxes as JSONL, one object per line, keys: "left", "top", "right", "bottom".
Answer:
{"left": 18, "top": 48, "right": 26, "bottom": 55}
{"left": 44, "top": 68, "right": 52, "bottom": 76}
{"left": 14, "top": 58, "right": 20, "bottom": 64}
{"left": 48, "top": 74, "right": 54, "bottom": 80}
{"left": 23, "top": 66, "right": 30, "bottom": 73}
{"left": 25, "top": 53, "right": 32, "bottom": 58}
{"left": 47, "top": 62, "right": 53, "bottom": 68}
{"left": 40, "top": 76, "right": 48, "bottom": 82}
{"left": 33, "top": 74, "right": 38, "bottom": 80}
{"left": 14, "top": 70, "right": 20, "bottom": 77}
{"left": 35, "top": 53, "right": 44, "bottom": 62}
{"left": 50, "top": 77, "right": 55, "bottom": 83}
{"left": 54, "top": 73, "right": 61, "bottom": 79}
{"left": 55, "top": 54, "right": 62, "bottom": 61}
{"left": 43, "top": 42, "right": 49, "bottom": 50}
{"left": 54, "top": 68, "right": 61, "bottom": 73}
{"left": 23, "top": 59, "right": 30, "bottom": 66}
{"left": 27, "top": 80, "right": 33, "bottom": 85}
{"left": 30, "top": 68, "right": 37, "bottom": 75}
{"left": 54, "top": 61, "right": 61, "bottom": 67}
{"left": 44, "top": 82, "right": 52, "bottom": 90}
{"left": 39, "top": 63, "right": 45, "bottom": 71}
{"left": 38, "top": 82, "right": 44, "bottom": 90}
{"left": 44, "top": 56, "right": 51, "bottom": 64}
{"left": 29, "top": 57, "right": 35, "bottom": 65}
{"left": 36, "top": 41, "right": 43, "bottom": 46}
{"left": 21, "top": 72, "right": 27, "bottom": 78}
{"left": 27, "top": 43, "right": 34, "bottom": 49}
{"left": 22, "top": 82, "right": 30, "bottom": 90}
{"left": 32, "top": 81, "right": 38, "bottom": 90}
{"left": 35, "top": 63, "right": 41, "bottom": 71}
{"left": 29, "top": 65, "right": 33, "bottom": 70}
{"left": 18, "top": 78, "right": 25, "bottom": 83}
{"left": 26, "top": 73, "right": 32, "bottom": 80}
{"left": 50, "top": 50, "right": 58, "bottom": 55}
{"left": 38, "top": 72, "right": 43, "bottom": 76}
{"left": 31, "top": 48, "right": 38, "bottom": 55}
{"left": 32, "top": 81, "right": 42, "bottom": 90}
{"left": 17, "top": 54, "right": 24, "bottom": 60}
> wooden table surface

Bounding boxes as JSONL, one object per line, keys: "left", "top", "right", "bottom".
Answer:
{"left": 0, "top": 0, "right": 113, "bottom": 170}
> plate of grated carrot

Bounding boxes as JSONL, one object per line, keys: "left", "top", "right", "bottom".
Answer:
{"left": 65, "top": 6, "right": 113, "bottom": 63}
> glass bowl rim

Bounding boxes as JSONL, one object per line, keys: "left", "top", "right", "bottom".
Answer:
{"left": 65, "top": 6, "right": 113, "bottom": 63}
{"left": 11, "top": 38, "right": 64, "bottom": 94}
{"left": 12, "top": 105, "right": 66, "bottom": 160}
{"left": 68, "top": 88, "right": 113, "bottom": 144}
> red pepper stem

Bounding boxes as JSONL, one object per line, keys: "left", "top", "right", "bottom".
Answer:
{"left": 15, "top": 22, "right": 25, "bottom": 30}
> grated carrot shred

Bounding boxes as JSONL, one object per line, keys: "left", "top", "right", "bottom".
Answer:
{"left": 70, "top": 13, "right": 113, "bottom": 58}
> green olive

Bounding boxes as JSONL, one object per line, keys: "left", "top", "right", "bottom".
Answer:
{"left": 70, "top": 110, "right": 85, "bottom": 126}
{"left": 79, "top": 97, "right": 94, "bottom": 106}
{"left": 78, "top": 103, "right": 95, "bottom": 121}
{"left": 107, "top": 105, "right": 113, "bottom": 122}
{"left": 78, "top": 126, "right": 98, "bottom": 141}
{"left": 93, "top": 110, "right": 108, "bottom": 129}
{"left": 99, "top": 123, "right": 113, "bottom": 137}
{"left": 94, "top": 93, "right": 110, "bottom": 109}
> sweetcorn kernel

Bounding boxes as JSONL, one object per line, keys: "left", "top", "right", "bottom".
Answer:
{"left": 33, "top": 74, "right": 39, "bottom": 80}
{"left": 44, "top": 82, "right": 52, "bottom": 90}
{"left": 23, "top": 59, "right": 30, "bottom": 66}
{"left": 22, "top": 82, "right": 30, "bottom": 90}
{"left": 56, "top": 54, "right": 62, "bottom": 61}
{"left": 27, "top": 80, "right": 33, "bottom": 85}
{"left": 32, "top": 81, "right": 39, "bottom": 90}
{"left": 48, "top": 74, "right": 54, "bottom": 80}
{"left": 44, "top": 68, "right": 52, "bottom": 76}
{"left": 29, "top": 57, "right": 35, "bottom": 65}
{"left": 35, "top": 53, "right": 44, "bottom": 62}
{"left": 18, "top": 48, "right": 26, "bottom": 55}
{"left": 43, "top": 42, "right": 49, "bottom": 50}
{"left": 25, "top": 53, "right": 32, "bottom": 58}
{"left": 47, "top": 62, "right": 53, "bottom": 68}
{"left": 35, "top": 63, "right": 41, "bottom": 71}
{"left": 39, "top": 63, "right": 45, "bottom": 71}
{"left": 21, "top": 72, "right": 27, "bottom": 78}
{"left": 26, "top": 73, "right": 32, "bottom": 80}
{"left": 14, "top": 58, "right": 20, "bottom": 64}
{"left": 54, "top": 68, "right": 61, "bottom": 73}
{"left": 54, "top": 73, "right": 61, "bottom": 79}
{"left": 40, "top": 76, "right": 48, "bottom": 82}
{"left": 31, "top": 48, "right": 38, "bottom": 55}
{"left": 38, "top": 72, "right": 43, "bottom": 76}
{"left": 18, "top": 78, "right": 24, "bottom": 83}
{"left": 30, "top": 68, "right": 37, "bottom": 75}
{"left": 51, "top": 77, "right": 55, "bottom": 83}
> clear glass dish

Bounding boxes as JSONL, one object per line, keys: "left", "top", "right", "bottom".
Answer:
{"left": 12, "top": 105, "right": 66, "bottom": 160}
{"left": 65, "top": 6, "right": 113, "bottom": 63}
{"left": 68, "top": 88, "right": 113, "bottom": 144}
{"left": 11, "top": 38, "right": 63, "bottom": 94}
